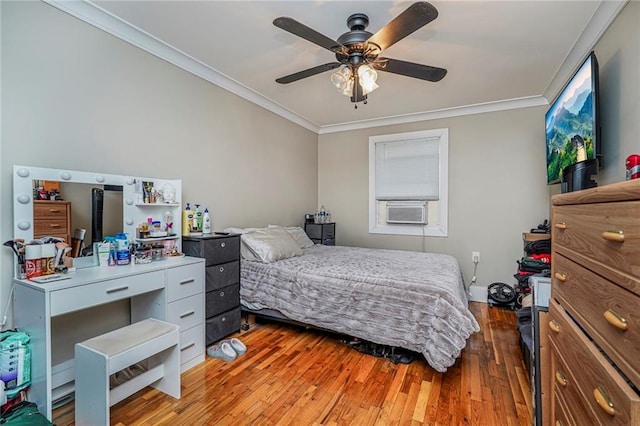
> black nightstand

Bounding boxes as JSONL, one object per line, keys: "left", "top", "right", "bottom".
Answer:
{"left": 304, "top": 222, "right": 335, "bottom": 245}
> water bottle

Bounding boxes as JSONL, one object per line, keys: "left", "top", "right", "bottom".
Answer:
{"left": 319, "top": 205, "right": 326, "bottom": 224}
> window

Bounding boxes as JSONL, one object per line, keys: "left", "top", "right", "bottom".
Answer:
{"left": 369, "top": 128, "right": 448, "bottom": 237}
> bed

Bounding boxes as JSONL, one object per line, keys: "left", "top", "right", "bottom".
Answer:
{"left": 225, "top": 225, "right": 480, "bottom": 372}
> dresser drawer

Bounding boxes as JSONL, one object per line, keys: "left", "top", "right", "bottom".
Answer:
{"left": 166, "top": 262, "right": 204, "bottom": 302}
{"left": 554, "top": 381, "right": 578, "bottom": 426}
{"left": 204, "top": 237, "right": 240, "bottom": 266}
{"left": 548, "top": 299, "right": 640, "bottom": 425}
{"left": 206, "top": 284, "right": 239, "bottom": 318}
{"left": 50, "top": 270, "right": 165, "bottom": 316}
{"left": 206, "top": 307, "right": 241, "bottom": 345}
{"left": 33, "top": 201, "right": 69, "bottom": 219}
{"left": 551, "top": 343, "right": 597, "bottom": 426}
{"left": 553, "top": 202, "right": 640, "bottom": 292}
{"left": 167, "top": 293, "right": 204, "bottom": 331}
{"left": 553, "top": 253, "right": 640, "bottom": 386}
{"left": 34, "top": 219, "right": 69, "bottom": 236}
{"left": 205, "top": 260, "right": 239, "bottom": 292}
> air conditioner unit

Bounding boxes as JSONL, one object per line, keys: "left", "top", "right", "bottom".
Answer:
{"left": 386, "top": 201, "right": 427, "bottom": 224}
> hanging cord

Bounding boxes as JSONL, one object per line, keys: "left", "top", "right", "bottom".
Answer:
{"left": 1, "top": 286, "right": 14, "bottom": 330}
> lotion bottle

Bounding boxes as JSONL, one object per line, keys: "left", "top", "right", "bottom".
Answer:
{"left": 182, "top": 203, "right": 192, "bottom": 236}
{"left": 203, "top": 208, "right": 212, "bottom": 234}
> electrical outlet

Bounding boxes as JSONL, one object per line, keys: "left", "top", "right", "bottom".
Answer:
{"left": 472, "top": 251, "right": 480, "bottom": 263}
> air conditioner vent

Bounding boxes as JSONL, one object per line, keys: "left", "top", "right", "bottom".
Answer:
{"left": 386, "top": 201, "right": 427, "bottom": 224}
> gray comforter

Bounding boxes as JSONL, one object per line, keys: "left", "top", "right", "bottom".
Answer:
{"left": 240, "top": 245, "right": 480, "bottom": 372}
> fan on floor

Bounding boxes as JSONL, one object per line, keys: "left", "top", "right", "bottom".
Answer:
{"left": 273, "top": 1, "right": 447, "bottom": 106}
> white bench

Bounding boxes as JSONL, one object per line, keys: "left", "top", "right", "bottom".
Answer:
{"left": 74, "top": 318, "right": 181, "bottom": 425}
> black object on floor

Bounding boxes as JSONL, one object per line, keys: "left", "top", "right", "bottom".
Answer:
{"left": 345, "top": 338, "right": 415, "bottom": 364}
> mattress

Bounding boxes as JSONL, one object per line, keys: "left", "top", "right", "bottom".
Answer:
{"left": 240, "top": 244, "right": 480, "bottom": 372}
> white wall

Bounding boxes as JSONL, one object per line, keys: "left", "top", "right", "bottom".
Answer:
{"left": 0, "top": 1, "right": 318, "bottom": 326}
{"left": 319, "top": 107, "right": 549, "bottom": 298}
{"left": 592, "top": 1, "right": 640, "bottom": 185}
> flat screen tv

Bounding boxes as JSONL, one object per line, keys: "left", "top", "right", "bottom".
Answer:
{"left": 545, "top": 51, "right": 601, "bottom": 191}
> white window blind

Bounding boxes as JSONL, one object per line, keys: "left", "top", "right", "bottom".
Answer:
{"left": 375, "top": 138, "right": 440, "bottom": 201}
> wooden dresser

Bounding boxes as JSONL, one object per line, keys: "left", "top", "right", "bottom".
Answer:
{"left": 549, "top": 179, "right": 640, "bottom": 425}
{"left": 33, "top": 200, "right": 72, "bottom": 243}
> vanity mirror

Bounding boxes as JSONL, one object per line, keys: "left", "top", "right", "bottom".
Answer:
{"left": 13, "top": 165, "right": 183, "bottom": 269}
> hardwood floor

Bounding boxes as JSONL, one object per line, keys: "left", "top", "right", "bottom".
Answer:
{"left": 53, "top": 302, "right": 532, "bottom": 425}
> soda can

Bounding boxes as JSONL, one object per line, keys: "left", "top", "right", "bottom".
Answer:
{"left": 626, "top": 155, "right": 640, "bottom": 180}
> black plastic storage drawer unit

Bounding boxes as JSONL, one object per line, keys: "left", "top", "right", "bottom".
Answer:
{"left": 304, "top": 222, "right": 336, "bottom": 245}
{"left": 182, "top": 233, "right": 241, "bottom": 345}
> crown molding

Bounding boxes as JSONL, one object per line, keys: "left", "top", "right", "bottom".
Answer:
{"left": 44, "top": 0, "right": 623, "bottom": 136}
{"left": 317, "top": 96, "right": 548, "bottom": 134}
{"left": 543, "top": 0, "right": 628, "bottom": 102}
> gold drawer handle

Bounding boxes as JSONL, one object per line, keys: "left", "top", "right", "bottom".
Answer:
{"left": 555, "top": 370, "right": 567, "bottom": 387}
{"left": 49, "top": 209, "right": 61, "bottom": 213}
{"left": 593, "top": 386, "right": 616, "bottom": 416}
{"left": 554, "top": 272, "right": 567, "bottom": 282}
{"left": 602, "top": 230, "right": 625, "bottom": 243}
{"left": 555, "top": 222, "right": 567, "bottom": 229}
{"left": 604, "top": 309, "right": 628, "bottom": 331}
{"left": 49, "top": 224, "right": 61, "bottom": 228}
{"left": 549, "top": 320, "right": 560, "bottom": 333}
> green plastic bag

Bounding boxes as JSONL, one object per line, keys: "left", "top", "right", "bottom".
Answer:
{"left": 0, "top": 401, "right": 53, "bottom": 425}
{"left": 0, "top": 330, "right": 31, "bottom": 398}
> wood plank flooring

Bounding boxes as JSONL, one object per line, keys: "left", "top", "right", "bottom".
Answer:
{"left": 53, "top": 302, "right": 531, "bottom": 425}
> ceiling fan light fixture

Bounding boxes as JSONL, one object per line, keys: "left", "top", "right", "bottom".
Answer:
{"left": 357, "top": 64, "right": 379, "bottom": 95}
{"left": 331, "top": 66, "right": 355, "bottom": 96}
{"left": 341, "top": 77, "right": 354, "bottom": 97}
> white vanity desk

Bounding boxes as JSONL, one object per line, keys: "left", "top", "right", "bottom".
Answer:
{"left": 13, "top": 256, "right": 205, "bottom": 420}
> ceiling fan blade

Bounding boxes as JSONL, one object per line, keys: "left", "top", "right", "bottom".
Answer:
{"left": 274, "top": 17, "right": 345, "bottom": 54}
{"left": 276, "top": 62, "right": 342, "bottom": 84}
{"left": 366, "top": 2, "right": 438, "bottom": 53}
{"left": 373, "top": 57, "right": 447, "bottom": 82}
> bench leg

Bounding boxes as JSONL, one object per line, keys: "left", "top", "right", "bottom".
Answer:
{"left": 150, "top": 344, "right": 180, "bottom": 399}
{"left": 75, "top": 345, "right": 109, "bottom": 426}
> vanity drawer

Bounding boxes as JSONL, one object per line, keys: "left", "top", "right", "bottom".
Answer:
{"left": 167, "top": 293, "right": 204, "bottom": 332}
{"left": 50, "top": 270, "right": 164, "bottom": 316}
{"left": 205, "top": 261, "right": 239, "bottom": 292}
{"left": 179, "top": 323, "right": 204, "bottom": 367}
{"left": 548, "top": 299, "right": 640, "bottom": 425}
{"left": 553, "top": 202, "right": 640, "bottom": 290}
{"left": 205, "top": 284, "right": 239, "bottom": 318}
{"left": 553, "top": 253, "right": 640, "bottom": 386}
{"left": 166, "top": 262, "right": 204, "bottom": 302}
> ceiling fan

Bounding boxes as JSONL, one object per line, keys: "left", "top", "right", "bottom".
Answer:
{"left": 273, "top": 1, "right": 447, "bottom": 106}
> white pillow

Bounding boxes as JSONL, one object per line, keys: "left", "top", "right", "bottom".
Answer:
{"left": 269, "top": 225, "right": 314, "bottom": 248}
{"left": 240, "top": 227, "right": 303, "bottom": 263}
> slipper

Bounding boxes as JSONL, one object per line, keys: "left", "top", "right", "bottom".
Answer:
{"left": 225, "top": 338, "right": 247, "bottom": 355}
{"left": 207, "top": 341, "right": 237, "bottom": 362}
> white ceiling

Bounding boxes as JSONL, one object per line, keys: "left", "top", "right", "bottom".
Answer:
{"left": 51, "top": 1, "right": 625, "bottom": 133}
